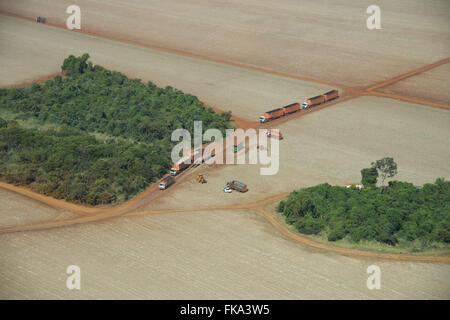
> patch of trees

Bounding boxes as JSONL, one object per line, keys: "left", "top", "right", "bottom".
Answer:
{"left": 0, "top": 121, "right": 170, "bottom": 205}
{"left": 0, "top": 54, "right": 233, "bottom": 205}
{"left": 277, "top": 158, "right": 449, "bottom": 248}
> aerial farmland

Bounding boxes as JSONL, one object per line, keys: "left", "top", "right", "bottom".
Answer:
{"left": 0, "top": 0, "right": 449, "bottom": 302}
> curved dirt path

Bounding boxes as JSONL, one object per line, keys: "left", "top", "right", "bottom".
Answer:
{"left": 0, "top": 181, "right": 159, "bottom": 216}
{"left": 253, "top": 208, "right": 450, "bottom": 263}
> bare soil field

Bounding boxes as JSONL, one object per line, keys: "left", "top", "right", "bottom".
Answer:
{"left": 1, "top": 7, "right": 449, "bottom": 300}
{"left": 0, "top": 188, "right": 74, "bottom": 226}
{"left": 0, "top": 15, "right": 335, "bottom": 120}
{"left": 379, "top": 63, "right": 450, "bottom": 105}
{"left": 1, "top": 209, "right": 449, "bottom": 299}
{"left": 1, "top": 0, "right": 449, "bottom": 88}
{"left": 138, "top": 96, "right": 450, "bottom": 212}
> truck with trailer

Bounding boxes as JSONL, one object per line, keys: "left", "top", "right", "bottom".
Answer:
{"left": 281, "top": 102, "right": 300, "bottom": 115}
{"left": 159, "top": 176, "right": 175, "bottom": 190}
{"left": 301, "top": 95, "right": 326, "bottom": 109}
{"left": 323, "top": 89, "right": 339, "bottom": 102}
{"left": 259, "top": 90, "right": 339, "bottom": 121}
{"left": 302, "top": 90, "right": 339, "bottom": 109}
{"left": 259, "top": 103, "right": 300, "bottom": 123}
{"left": 259, "top": 108, "right": 284, "bottom": 123}
{"left": 170, "top": 145, "right": 217, "bottom": 176}
{"left": 226, "top": 180, "right": 248, "bottom": 193}
{"left": 170, "top": 155, "right": 191, "bottom": 176}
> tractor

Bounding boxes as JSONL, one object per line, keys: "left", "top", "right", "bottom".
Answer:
{"left": 196, "top": 175, "right": 207, "bottom": 184}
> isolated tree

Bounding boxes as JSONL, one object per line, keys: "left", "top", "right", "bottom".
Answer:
{"left": 371, "top": 157, "right": 398, "bottom": 187}
{"left": 361, "top": 167, "right": 378, "bottom": 188}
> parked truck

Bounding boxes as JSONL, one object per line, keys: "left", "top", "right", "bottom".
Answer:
{"left": 159, "top": 176, "right": 175, "bottom": 190}
{"left": 259, "top": 108, "right": 284, "bottom": 123}
{"left": 226, "top": 180, "right": 248, "bottom": 192}
{"left": 36, "top": 16, "right": 46, "bottom": 23}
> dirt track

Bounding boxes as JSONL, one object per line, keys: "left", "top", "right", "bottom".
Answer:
{"left": 377, "top": 63, "right": 450, "bottom": 107}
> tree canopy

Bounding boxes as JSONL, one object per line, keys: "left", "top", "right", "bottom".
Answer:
{"left": 372, "top": 157, "right": 398, "bottom": 186}
{"left": 361, "top": 167, "right": 378, "bottom": 188}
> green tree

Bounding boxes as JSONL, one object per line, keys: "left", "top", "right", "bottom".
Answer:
{"left": 371, "top": 157, "right": 398, "bottom": 187}
{"left": 61, "top": 53, "right": 90, "bottom": 76}
{"left": 361, "top": 167, "right": 378, "bottom": 188}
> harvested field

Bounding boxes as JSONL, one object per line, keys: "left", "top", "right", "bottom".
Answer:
{"left": 1, "top": 2, "right": 449, "bottom": 300}
{"left": 1, "top": 0, "right": 449, "bottom": 88}
{"left": 0, "top": 15, "right": 334, "bottom": 120}
{"left": 0, "top": 188, "right": 74, "bottom": 227}
{"left": 1, "top": 210, "right": 449, "bottom": 299}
